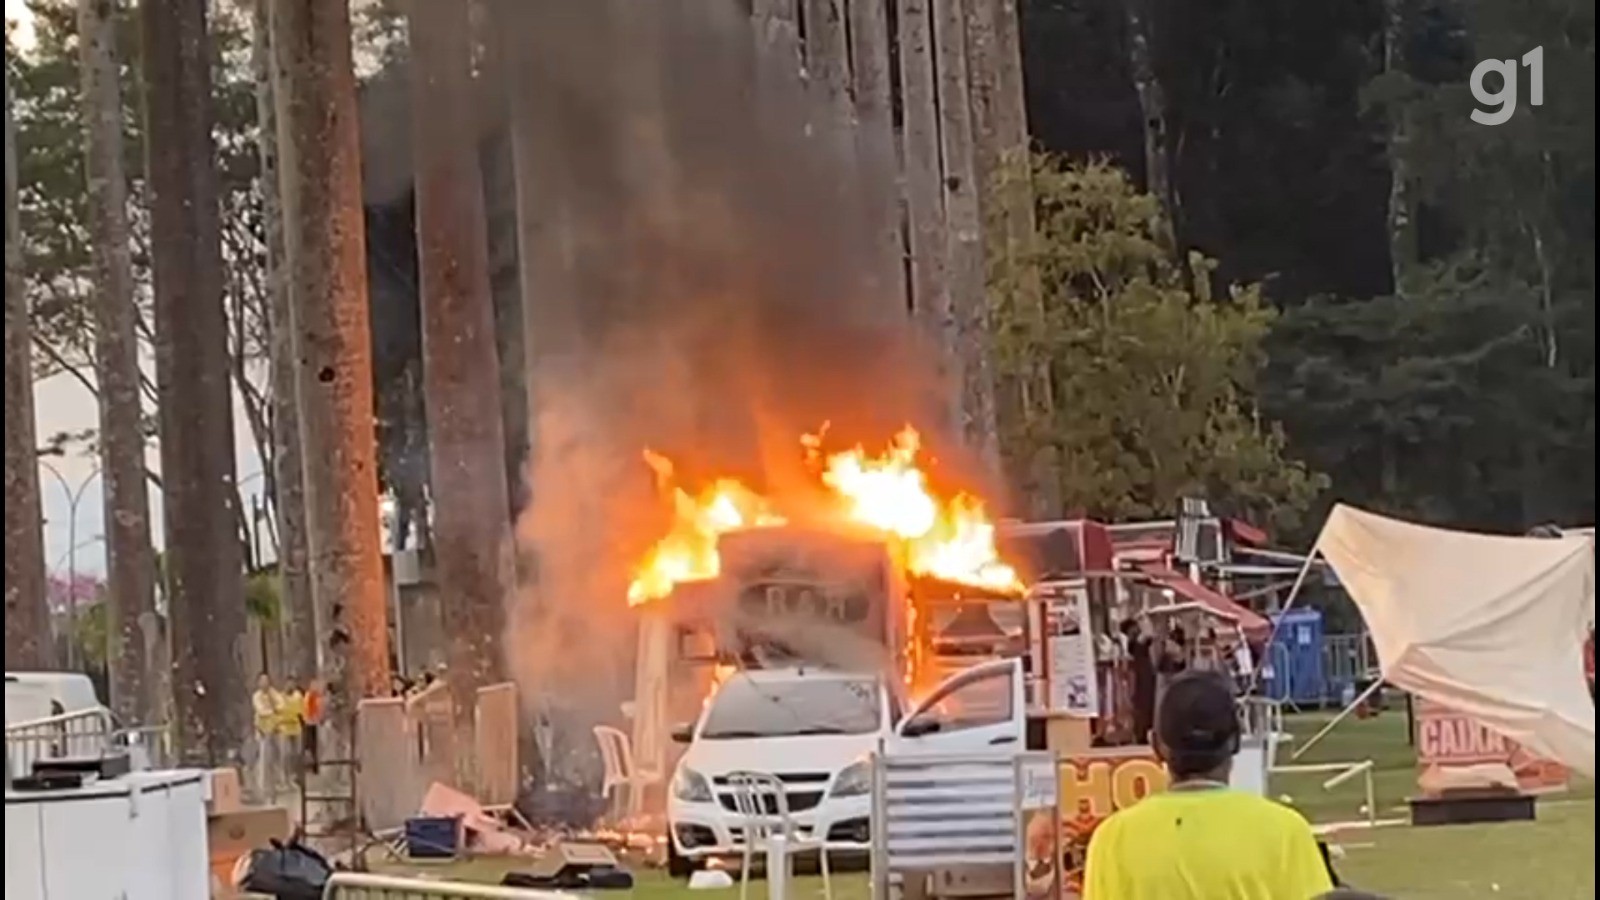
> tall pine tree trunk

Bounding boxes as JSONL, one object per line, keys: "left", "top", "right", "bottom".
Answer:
{"left": 895, "top": 0, "right": 960, "bottom": 432}
{"left": 4, "top": 68, "right": 53, "bottom": 672}
{"left": 80, "top": 0, "right": 159, "bottom": 722}
{"left": 252, "top": 0, "right": 317, "bottom": 682}
{"left": 1383, "top": 0, "right": 1416, "bottom": 295}
{"left": 963, "top": 0, "right": 1057, "bottom": 515}
{"left": 141, "top": 0, "right": 250, "bottom": 764}
{"left": 501, "top": 0, "right": 580, "bottom": 411}
{"left": 801, "top": 0, "right": 854, "bottom": 142}
{"left": 849, "top": 0, "right": 911, "bottom": 318}
{"left": 407, "top": 0, "right": 514, "bottom": 795}
{"left": 752, "top": 0, "right": 811, "bottom": 163}
{"left": 471, "top": 0, "right": 531, "bottom": 518}
{"left": 272, "top": 0, "right": 392, "bottom": 746}
{"left": 1123, "top": 0, "right": 1177, "bottom": 254}
{"left": 933, "top": 0, "right": 1000, "bottom": 470}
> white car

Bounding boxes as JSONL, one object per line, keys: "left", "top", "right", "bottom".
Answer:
{"left": 665, "top": 658, "right": 1028, "bottom": 876}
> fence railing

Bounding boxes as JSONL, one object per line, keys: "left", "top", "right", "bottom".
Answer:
{"left": 1269, "top": 759, "right": 1378, "bottom": 827}
{"left": 5, "top": 707, "right": 171, "bottom": 779}
{"left": 322, "top": 873, "right": 576, "bottom": 899}
{"left": 870, "top": 750, "right": 1050, "bottom": 899}
{"left": 357, "top": 681, "right": 520, "bottom": 832}
{"left": 6, "top": 707, "right": 115, "bottom": 777}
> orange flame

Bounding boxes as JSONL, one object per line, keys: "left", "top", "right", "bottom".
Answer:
{"left": 624, "top": 451, "right": 785, "bottom": 605}
{"left": 627, "top": 426, "right": 1020, "bottom": 605}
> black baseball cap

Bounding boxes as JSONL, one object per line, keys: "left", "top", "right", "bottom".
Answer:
{"left": 1155, "top": 670, "right": 1241, "bottom": 776}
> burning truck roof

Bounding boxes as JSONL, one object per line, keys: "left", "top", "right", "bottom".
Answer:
{"left": 625, "top": 425, "right": 1023, "bottom": 607}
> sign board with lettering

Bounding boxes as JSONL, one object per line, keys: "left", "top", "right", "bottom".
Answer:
{"left": 1414, "top": 697, "right": 1569, "bottom": 794}
{"left": 1056, "top": 749, "right": 1171, "bottom": 897}
{"left": 1030, "top": 580, "right": 1100, "bottom": 718}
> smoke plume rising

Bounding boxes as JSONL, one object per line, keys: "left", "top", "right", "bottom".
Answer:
{"left": 489, "top": 1, "right": 962, "bottom": 779}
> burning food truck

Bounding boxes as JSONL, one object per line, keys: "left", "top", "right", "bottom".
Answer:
{"left": 619, "top": 427, "right": 1274, "bottom": 881}
{"left": 632, "top": 523, "right": 1040, "bottom": 875}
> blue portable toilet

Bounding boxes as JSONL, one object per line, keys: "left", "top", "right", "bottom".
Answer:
{"left": 1263, "top": 608, "right": 1326, "bottom": 706}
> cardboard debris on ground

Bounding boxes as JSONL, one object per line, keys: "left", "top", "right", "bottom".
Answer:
{"left": 418, "top": 782, "right": 527, "bottom": 855}
{"left": 411, "top": 781, "right": 669, "bottom": 868}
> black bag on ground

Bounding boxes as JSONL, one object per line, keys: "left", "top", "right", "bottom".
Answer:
{"left": 239, "top": 839, "right": 334, "bottom": 900}
{"left": 502, "top": 866, "right": 635, "bottom": 891}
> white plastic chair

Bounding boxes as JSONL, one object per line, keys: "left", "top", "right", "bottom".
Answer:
{"left": 726, "top": 771, "right": 832, "bottom": 900}
{"left": 592, "top": 725, "right": 660, "bottom": 820}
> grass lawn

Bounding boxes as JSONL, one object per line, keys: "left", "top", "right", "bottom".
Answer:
{"left": 1275, "top": 707, "right": 1594, "bottom": 899}
{"left": 381, "top": 706, "right": 1594, "bottom": 898}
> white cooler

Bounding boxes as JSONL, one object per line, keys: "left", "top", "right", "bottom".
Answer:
{"left": 5, "top": 769, "right": 210, "bottom": 900}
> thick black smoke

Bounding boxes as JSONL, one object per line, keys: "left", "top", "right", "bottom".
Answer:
{"left": 475, "top": 1, "right": 966, "bottom": 783}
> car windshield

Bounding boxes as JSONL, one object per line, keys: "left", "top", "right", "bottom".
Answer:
{"left": 699, "top": 676, "right": 881, "bottom": 739}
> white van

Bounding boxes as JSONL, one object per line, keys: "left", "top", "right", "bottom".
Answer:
{"left": 4, "top": 672, "right": 102, "bottom": 726}
{"left": 664, "top": 658, "right": 1028, "bottom": 876}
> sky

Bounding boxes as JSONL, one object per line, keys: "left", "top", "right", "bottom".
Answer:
{"left": 34, "top": 374, "right": 270, "bottom": 581}
{"left": 6, "top": 0, "right": 35, "bottom": 49}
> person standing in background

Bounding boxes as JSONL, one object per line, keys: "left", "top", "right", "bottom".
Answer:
{"left": 302, "top": 677, "right": 325, "bottom": 772}
{"left": 1084, "top": 671, "right": 1334, "bottom": 899}
{"left": 1121, "top": 618, "right": 1157, "bottom": 744}
{"left": 250, "top": 673, "right": 283, "bottom": 800}
{"left": 278, "top": 679, "right": 306, "bottom": 787}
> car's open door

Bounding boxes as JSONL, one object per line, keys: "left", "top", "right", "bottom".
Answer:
{"left": 890, "top": 658, "right": 1026, "bottom": 754}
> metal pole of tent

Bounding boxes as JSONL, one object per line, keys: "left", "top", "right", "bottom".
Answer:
{"left": 1406, "top": 692, "right": 1415, "bottom": 747}
{"left": 1247, "top": 547, "right": 1321, "bottom": 693}
{"left": 1289, "top": 678, "right": 1385, "bottom": 760}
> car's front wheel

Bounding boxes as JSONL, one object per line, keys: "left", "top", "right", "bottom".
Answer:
{"left": 666, "top": 836, "right": 703, "bottom": 879}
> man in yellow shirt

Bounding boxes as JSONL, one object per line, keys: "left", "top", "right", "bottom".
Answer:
{"left": 278, "top": 679, "right": 306, "bottom": 776}
{"left": 250, "top": 673, "right": 283, "bottom": 800}
{"left": 1084, "top": 671, "right": 1335, "bottom": 900}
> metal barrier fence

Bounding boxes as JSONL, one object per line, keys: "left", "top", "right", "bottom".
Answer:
{"left": 871, "top": 751, "right": 1048, "bottom": 898}
{"left": 5, "top": 707, "right": 115, "bottom": 776}
{"left": 5, "top": 707, "right": 172, "bottom": 780}
{"left": 322, "top": 873, "right": 575, "bottom": 899}
{"left": 1270, "top": 760, "right": 1378, "bottom": 827}
{"left": 1265, "top": 633, "right": 1378, "bottom": 708}
{"left": 1323, "top": 633, "right": 1378, "bottom": 696}
{"left": 357, "top": 681, "right": 520, "bottom": 832}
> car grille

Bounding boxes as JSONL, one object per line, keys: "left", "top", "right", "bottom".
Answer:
{"left": 712, "top": 771, "right": 831, "bottom": 786}
{"left": 717, "top": 790, "right": 825, "bottom": 813}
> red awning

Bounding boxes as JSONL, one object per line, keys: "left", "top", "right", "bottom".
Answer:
{"left": 1224, "top": 517, "right": 1269, "bottom": 547}
{"left": 1142, "top": 567, "right": 1271, "bottom": 638}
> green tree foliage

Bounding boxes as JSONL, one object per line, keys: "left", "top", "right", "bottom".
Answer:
{"left": 1262, "top": 0, "right": 1593, "bottom": 532}
{"left": 992, "top": 158, "right": 1325, "bottom": 531}
{"left": 244, "top": 570, "right": 281, "bottom": 625}
{"left": 1024, "top": 0, "right": 1593, "bottom": 534}
{"left": 9, "top": 0, "right": 266, "bottom": 417}
{"left": 10, "top": 0, "right": 277, "bottom": 561}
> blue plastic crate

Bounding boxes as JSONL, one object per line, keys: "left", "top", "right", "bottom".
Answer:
{"left": 403, "top": 815, "right": 461, "bottom": 859}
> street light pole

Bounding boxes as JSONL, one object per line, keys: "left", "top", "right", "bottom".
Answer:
{"left": 39, "top": 460, "right": 103, "bottom": 670}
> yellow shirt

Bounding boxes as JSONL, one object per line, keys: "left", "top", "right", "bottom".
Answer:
{"left": 278, "top": 690, "right": 306, "bottom": 737}
{"left": 1084, "top": 788, "right": 1334, "bottom": 900}
{"left": 252, "top": 688, "right": 282, "bottom": 736}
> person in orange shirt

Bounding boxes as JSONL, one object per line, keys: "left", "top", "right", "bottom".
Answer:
{"left": 302, "top": 677, "right": 326, "bottom": 773}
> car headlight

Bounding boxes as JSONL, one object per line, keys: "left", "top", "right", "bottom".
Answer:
{"left": 830, "top": 757, "right": 874, "bottom": 797}
{"left": 672, "top": 766, "right": 713, "bottom": 803}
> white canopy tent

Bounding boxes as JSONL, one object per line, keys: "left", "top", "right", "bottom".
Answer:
{"left": 1281, "top": 504, "right": 1595, "bottom": 779}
